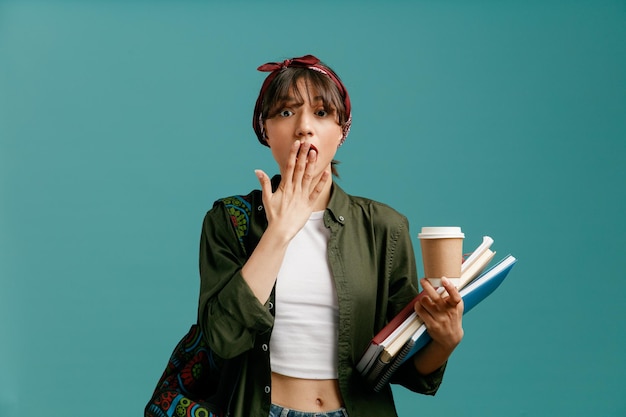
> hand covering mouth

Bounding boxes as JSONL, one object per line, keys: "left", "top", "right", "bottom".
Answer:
{"left": 297, "top": 143, "right": 318, "bottom": 160}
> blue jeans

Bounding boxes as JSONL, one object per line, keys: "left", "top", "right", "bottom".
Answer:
{"left": 269, "top": 403, "right": 349, "bottom": 417}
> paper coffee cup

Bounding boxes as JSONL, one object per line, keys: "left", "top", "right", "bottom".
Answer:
{"left": 418, "top": 227, "right": 464, "bottom": 287}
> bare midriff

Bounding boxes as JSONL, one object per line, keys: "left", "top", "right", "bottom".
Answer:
{"left": 271, "top": 372, "right": 344, "bottom": 412}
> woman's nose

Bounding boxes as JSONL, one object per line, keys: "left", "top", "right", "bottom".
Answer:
{"left": 295, "top": 113, "right": 313, "bottom": 137}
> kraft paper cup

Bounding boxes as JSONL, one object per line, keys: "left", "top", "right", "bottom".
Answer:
{"left": 418, "top": 227, "right": 464, "bottom": 287}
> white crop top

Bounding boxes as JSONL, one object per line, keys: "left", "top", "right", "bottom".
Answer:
{"left": 269, "top": 211, "right": 339, "bottom": 379}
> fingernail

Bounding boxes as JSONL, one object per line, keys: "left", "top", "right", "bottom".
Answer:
{"left": 441, "top": 277, "right": 449, "bottom": 285}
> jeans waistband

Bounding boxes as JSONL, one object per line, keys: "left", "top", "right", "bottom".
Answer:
{"left": 269, "top": 403, "right": 348, "bottom": 417}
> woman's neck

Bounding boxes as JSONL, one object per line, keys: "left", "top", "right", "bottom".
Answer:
{"left": 312, "top": 178, "right": 333, "bottom": 211}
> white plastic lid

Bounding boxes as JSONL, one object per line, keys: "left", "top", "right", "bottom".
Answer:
{"left": 418, "top": 226, "right": 465, "bottom": 239}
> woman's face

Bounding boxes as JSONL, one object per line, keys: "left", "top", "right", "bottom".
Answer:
{"left": 264, "top": 78, "right": 343, "bottom": 178}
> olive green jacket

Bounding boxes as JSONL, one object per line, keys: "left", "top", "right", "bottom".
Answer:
{"left": 198, "top": 179, "right": 445, "bottom": 417}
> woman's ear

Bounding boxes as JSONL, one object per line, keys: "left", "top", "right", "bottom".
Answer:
{"left": 262, "top": 123, "right": 270, "bottom": 146}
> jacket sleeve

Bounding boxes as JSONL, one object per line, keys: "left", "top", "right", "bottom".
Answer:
{"left": 386, "top": 215, "right": 447, "bottom": 394}
{"left": 197, "top": 201, "right": 274, "bottom": 359}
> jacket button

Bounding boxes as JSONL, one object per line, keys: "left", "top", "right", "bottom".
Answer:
{"left": 338, "top": 215, "right": 345, "bottom": 222}
{"left": 268, "top": 301, "right": 274, "bottom": 310}
{"left": 264, "top": 386, "right": 271, "bottom": 394}
{"left": 262, "top": 344, "right": 268, "bottom": 351}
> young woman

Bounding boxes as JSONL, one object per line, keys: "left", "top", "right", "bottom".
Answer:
{"left": 197, "top": 55, "right": 464, "bottom": 417}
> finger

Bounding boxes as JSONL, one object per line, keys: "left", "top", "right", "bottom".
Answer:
{"left": 441, "top": 277, "right": 463, "bottom": 306}
{"left": 415, "top": 284, "right": 440, "bottom": 313}
{"left": 292, "top": 141, "right": 310, "bottom": 188}
{"left": 255, "top": 170, "right": 272, "bottom": 201}
{"left": 420, "top": 295, "right": 437, "bottom": 311}
{"left": 413, "top": 299, "right": 433, "bottom": 323}
{"left": 302, "top": 148, "right": 318, "bottom": 190}
{"left": 283, "top": 140, "right": 301, "bottom": 188}
{"left": 308, "top": 168, "right": 329, "bottom": 202}
{"left": 420, "top": 278, "right": 443, "bottom": 299}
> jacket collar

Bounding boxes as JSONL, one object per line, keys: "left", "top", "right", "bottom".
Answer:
{"left": 326, "top": 182, "right": 350, "bottom": 226}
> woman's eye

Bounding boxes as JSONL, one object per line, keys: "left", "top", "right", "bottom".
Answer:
{"left": 316, "top": 110, "right": 328, "bottom": 117}
{"left": 279, "top": 110, "right": 293, "bottom": 117}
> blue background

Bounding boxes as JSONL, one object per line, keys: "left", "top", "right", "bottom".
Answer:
{"left": 1, "top": 1, "right": 625, "bottom": 416}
